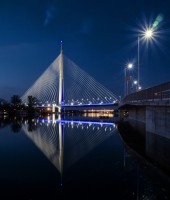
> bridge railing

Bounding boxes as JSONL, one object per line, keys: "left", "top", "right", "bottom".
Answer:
{"left": 123, "top": 81, "right": 170, "bottom": 104}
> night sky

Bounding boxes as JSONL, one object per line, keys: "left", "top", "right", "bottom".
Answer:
{"left": 0, "top": 0, "right": 170, "bottom": 100}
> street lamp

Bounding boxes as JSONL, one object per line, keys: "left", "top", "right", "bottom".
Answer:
{"left": 133, "top": 80, "right": 138, "bottom": 92}
{"left": 128, "top": 63, "right": 133, "bottom": 69}
{"left": 134, "top": 80, "right": 138, "bottom": 85}
{"left": 137, "top": 27, "right": 154, "bottom": 91}
{"left": 124, "top": 63, "right": 133, "bottom": 96}
{"left": 138, "top": 86, "right": 142, "bottom": 90}
{"left": 144, "top": 28, "right": 154, "bottom": 39}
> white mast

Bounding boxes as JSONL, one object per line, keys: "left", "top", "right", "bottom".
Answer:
{"left": 58, "top": 41, "right": 64, "bottom": 113}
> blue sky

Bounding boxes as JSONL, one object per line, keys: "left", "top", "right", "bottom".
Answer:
{"left": 0, "top": 0, "right": 170, "bottom": 100}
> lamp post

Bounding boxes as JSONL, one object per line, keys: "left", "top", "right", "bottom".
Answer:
{"left": 124, "top": 63, "right": 133, "bottom": 97}
{"left": 138, "top": 36, "right": 140, "bottom": 91}
{"left": 137, "top": 28, "right": 154, "bottom": 91}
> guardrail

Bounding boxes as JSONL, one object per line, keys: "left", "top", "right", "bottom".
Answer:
{"left": 123, "top": 81, "right": 170, "bottom": 104}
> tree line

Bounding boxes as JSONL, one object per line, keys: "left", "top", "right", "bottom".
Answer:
{"left": 0, "top": 95, "right": 37, "bottom": 116}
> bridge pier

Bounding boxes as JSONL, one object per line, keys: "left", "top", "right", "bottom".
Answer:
{"left": 127, "top": 105, "right": 146, "bottom": 123}
{"left": 52, "top": 104, "right": 56, "bottom": 113}
{"left": 146, "top": 106, "right": 170, "bottom": 139}
{"left": 121, "top": 105, "right": 170, "bottom": 139}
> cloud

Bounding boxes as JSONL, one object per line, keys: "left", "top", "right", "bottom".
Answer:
{"left": 44, "top": 5, "right": 57, "bottom": 26}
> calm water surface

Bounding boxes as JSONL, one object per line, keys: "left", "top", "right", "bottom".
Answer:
{"left": 0, "top": 115, "right": 169, "bottom": 200}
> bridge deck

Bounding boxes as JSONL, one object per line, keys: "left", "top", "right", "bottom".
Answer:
{"left": 122, "top": 81, "right": 170, "bottom": 106}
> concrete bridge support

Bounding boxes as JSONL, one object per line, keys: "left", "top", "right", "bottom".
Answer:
{"left": 146, "top": 106, "right": 170, "bottom": 139}
{"left": 124, "top": 105, "right": 170, "bottom": 139}
{"left": 127, "top": 106, "right": 146, "bottom": 123}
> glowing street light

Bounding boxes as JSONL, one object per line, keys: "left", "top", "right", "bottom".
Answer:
{"left": 144, "top": 28, "right": 154, "bottom": 39}
{"left": 137, "top": 27, "right": 155, "bottom": 91}
{"left": 132, "top": 80, "right": 138, "bottom": 92}
{"left": 128, "top": 63, "right": 133, "bottom": 69}
{"left": 124, "top": 63, "right": 133, "bottom": 96}
{"left": 138, "top": 86, "right": 142, "bottom": 90}
{"left": 134, "top": 80, "right": 138, "bottom": 85}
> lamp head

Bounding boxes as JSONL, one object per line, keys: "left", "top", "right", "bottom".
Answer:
{"left": 145, "top": 28, "right": 154, "bottom": 39}
{"left": 134, "top": 80, "right": 138, "bottom": 85}
{"left": 127, "top": 63, "right": 133, "bottom": 69}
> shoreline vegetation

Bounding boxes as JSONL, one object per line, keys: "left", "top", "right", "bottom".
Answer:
{"left": 0, "top": 95, "right": 37, "bottom": 117}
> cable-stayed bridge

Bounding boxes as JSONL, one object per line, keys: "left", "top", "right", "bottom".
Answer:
{"left": 21, "top": 45, "right": 118, "bottom": 112}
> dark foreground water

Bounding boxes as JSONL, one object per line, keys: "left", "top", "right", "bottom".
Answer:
{"left": 0, "top": 115, "right": 169, "bottom": 200}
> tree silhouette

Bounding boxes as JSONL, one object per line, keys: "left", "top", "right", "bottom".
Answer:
{"left": 11, "top": 95, "right": 21, "bottom": 109}
{"left": 28, "top": 95, "right": 37, "bottom": 107}
{"left": 27, "top": 95, "right": 38, "bottom": 115}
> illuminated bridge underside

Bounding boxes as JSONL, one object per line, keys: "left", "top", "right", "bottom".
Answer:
{"left": 21, "top": 53, "right": 118, "bottom": 105}
{"left": 63, "top": 103, "right": 118, "bottom": 110}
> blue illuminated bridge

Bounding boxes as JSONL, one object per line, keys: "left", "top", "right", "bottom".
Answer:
{"left": 21, "top": 45, "right": 119, "bottom": 112}
{"left": 35, "top": 102, "right": 118, "bottom": 112}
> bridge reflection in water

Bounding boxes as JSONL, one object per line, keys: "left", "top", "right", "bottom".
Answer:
{"left": 0, "top": 114, "right": 170, "bottom": 199}
{"left": 22, "top": 115, "right": 117, "bottom": 183}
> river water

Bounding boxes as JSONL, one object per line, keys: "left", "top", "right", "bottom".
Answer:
{"left": 0, "top": 114, "right": 169, "bottom": 199}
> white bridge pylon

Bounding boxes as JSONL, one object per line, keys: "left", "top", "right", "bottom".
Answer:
{"left": 21, "top": 45, "right": 118, "bottom": 111}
